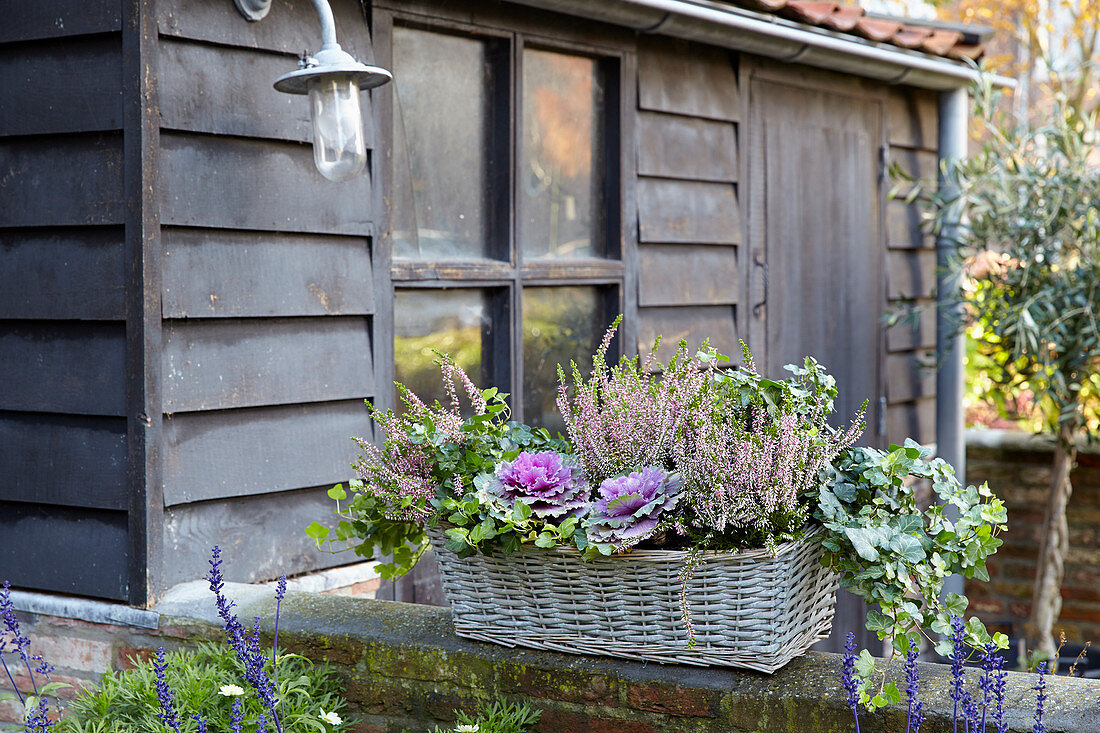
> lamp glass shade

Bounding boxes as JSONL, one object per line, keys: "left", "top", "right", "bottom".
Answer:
{"left": 308, "top": 76, "right": 366, "bottom": 181}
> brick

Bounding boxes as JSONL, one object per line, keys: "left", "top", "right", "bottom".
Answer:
{"left": 500, "top": 665, "right": 617, "bottom": 706}
{"left": 115, "top": 645, "right": 158, "bottom": 671}
{"left": 969, "top": 598, "right": 1006, "bottom": 616}
{"left": 423, "top": 690, "right": 479, "bottom": 722}
{"left": 343, "top": 678, "right": 416, "bottom": 716}
{"left": 349, "top": 724, "right": 387, "bottom": 733}
{"left": 27, "top": 635, "right": 113, "bottom": 674}
{"left": 1061, "top": 586, "right": 1100, "bottom": 603}
{"left": 1008, "top": 601, "right": 1032, "bottom": 618}
{"left": 534, "top": 709, "right": 662, "bottom": 733}
{"left": 626, "top": 682, "right": 720, "bottom": 718}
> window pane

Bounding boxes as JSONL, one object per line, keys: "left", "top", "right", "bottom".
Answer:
{"left": 394, "top": 289, "right": 490, "bottom": 411}
{"left": 521, "top": 49, "right": 607, "bottom": 260}
{"left": 523, "top": 287, "right": 605, "bottom": 433}
{"left": 393, "top": 27, "right": 497, "bottom": 260}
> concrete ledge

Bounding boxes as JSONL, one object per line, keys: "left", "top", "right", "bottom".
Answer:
{"left": 151, "top": 588, "right": 1100, "bottom": 733}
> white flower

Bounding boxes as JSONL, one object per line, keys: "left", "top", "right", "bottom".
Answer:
{"left": 218, "top": 684, "right": 245, "bottom": 697}
{"left": 455, "top": 725, "right": 480, "bottom": 733}
{"left": 320, "top": 709, "right": 343, "bottom": 726}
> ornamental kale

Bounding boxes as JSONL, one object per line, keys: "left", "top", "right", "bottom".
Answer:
{"left": 586, "top": 468, "right": 681, "bottom": 553}
{"left": 483, "top": 451, "right": 589, "bottom": 519}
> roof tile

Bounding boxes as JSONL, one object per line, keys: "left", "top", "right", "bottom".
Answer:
{"left": 820, "top": 5, "right": 864, "bottom": 32}
{"left": 785, "top": 1, "right": 840, "bottom": 25}
{"left": 922, "top": 29, "right": 964, "bottom": 56}
{"left": 893, "top": 25, "right": 933, "bottom": 49}
{"left": 854, "top": 16, "right": 904, "bottom": 42}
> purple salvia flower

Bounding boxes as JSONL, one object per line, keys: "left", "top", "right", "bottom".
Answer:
{"left": 153, "top": 647, "right": 182, "bottom": 733}
{"left": 256, "top": 711, "right": 270, "bottom": 733}
{"left": 1033, "top": 661, "right": 1047, "bottom": 733}
{"left": 905, "top": 637, "right": 924, "bottom": 733}
{"left": 192, "top": 715, "right": 208, "bottom": 733}
{"left": 230, "top": 698, "right": 244, "bottom": 733}
{"left": 0, "top": 580, "right": 38, "bottom": 698}
{"left": 841, "top": 632, "right": 862, "bottom": 733}
{"left": 272, "top": 574, "right": 286, "bottom": 705}
{"left": 992, "top": 652, "right": 1009, "bottom": 733}
{"left": 586, "top": 468, "right": 681, "bottom": 551}
{"left": 484, "top": 451, "right": 589, "bottom": 519}
{"left": 978, "top": 642, "right": 998, "bottom": 733}
{"left": 949, "top": 614, "right": 967, "bottom": 733}
{"left": 24, "top": 697, "right": 54, "bottom": 733}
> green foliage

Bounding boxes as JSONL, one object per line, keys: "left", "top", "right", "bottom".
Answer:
{"left": 56, "top": 642, "right": 350, "bottom": 733}
{"left": 431, "top": 697, "right": 541, "bottom": 733}
{"left": 817, "top": 440, "right": 1009, "bottom": 704}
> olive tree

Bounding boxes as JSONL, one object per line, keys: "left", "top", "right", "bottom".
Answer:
{"left": 903, "top": 76, "right": 1100, "bottom": 664}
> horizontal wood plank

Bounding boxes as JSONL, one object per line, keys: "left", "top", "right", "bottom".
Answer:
{"left": 0, "top": 413, "right": 127, "bottom": 510}
{"left": 637, "top": 37, "right": 738, "bottom": 121}
{"left": 0, "top": 36, "right": 122, "bottom": 136}
{"left": 886, "top": 199, "right": 933, "bottom": 250}
{"left": 638, "top": 179, "right": 740, "bottom": 245}
{"left": 159, "top": 133, "right": 372, "bottom": 235}
{"left": 0, "top": 322, "right": 126, "bottom": 415}
{"left": 0, "top": 135, "right": 124, "bottom": 227}
{"left": 886, "top": 397, "right": 936, "bottom": 446}
{"left": 162, "top": 227, "right": 373, "bottom": 318}
{"left": 157, "top": 38, "right": 373, "bottom": 147}
{"left": 886, "top": 301, "right": 937, "bottom": 352}
{"left": 0, "top": 503, "right": 128, "bottom": 600}
{"left": 637, "top": 112, "right": 737, "bottom": 182}
{"left": 887, "top": 89, "right": 938, "bottom": 151}
{"left": 161, "top": 486, "right": 352, "bottom": 587}
{"left": 162, "top": 400, "right": 370, "bottom": 506}
{"left": 887, "top": 249, "right": 936, "bottom": 300}
{"left": 886, "top": 351, "right": 936, "bottom": 403}
{"left": 637, "top": 305, "right": 739, "bottom": 357}
{"left": 638, "top": 244, "right": 739, "bottom": 306}
{"left": 163, "top": 317, "right": 374, "bottom": 412}
{"left": 0, "top": 1, "right": 121, "bottom": 43}
{"left": 0, "top": 229, "right": 126, "bottom": 319}
{"left": 156, "top": 0, "right": 375, "bottom": 63}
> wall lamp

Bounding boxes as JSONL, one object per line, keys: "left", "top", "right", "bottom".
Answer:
{"left": 234, "top": 0, "right": 392, "bottom": 181}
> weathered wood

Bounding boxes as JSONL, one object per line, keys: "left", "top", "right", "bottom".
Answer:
{"left": 637, "top": 244, "right": 739, "bottom": 307}
{"left": 157, "top": 38, "right": 373, "bottom": 147}
{"left": 637, "top": 179, "right": 740, "bottom": 245}
{"left": 162, "top": 228, "right": 373, "bottom": 318}
{"left": 887, "top": 88, "right": 938, "bottom": 151}
{"left": 0, "top": 229, "right": 126, "bottom": 319}
{"left": 886, "top": 397, "right": 936, "bottom": 445}
{"left": 156, "top": 0, "right": 375, "bottom": 64}
{"left": 0, "top": 322, "right": 126, "bottom": 415}
{"left": 886, "top": 199, "right": 933, "bottom": 249}
{"left": 161, "top": 486, "right": 352, "bottom": 587}
{"left": 885, "top": 351, "right": 936, "bottom": 403}
{"left": 0, "top": 36, "right": 123, "bottom": 135}
{"left": 636, "top": 112, "right": 737, "bottom": 182}
{"left": 637, "top": 37, "right": 738, "bottom": 121}
{"left": 159, "top": 133, "right": 372, "bottom": 235}
{"left": 162, "top": 317, "right": 374, "bottom": 412}
{"left": 0, "top": 135, "right": 125, "bottom": 227}
{"left": 889, "top": 146, "right": 939, "bottom": 200}
{"left": 0, "top": 0, "right": 122, "bottom": 43}
{"left": 887, "top": 249, "right": 936, "bottom": 300}
{"left": 162, "top": 400, "right": 370, "bottom": 506}
{"left": 885, "top": 302, "right": 936, "bottom": 352}
{"left": 0, "top": 503, "right": 129, "bottom": 600}
{"left": 637, "top": 305, "right": 739, "bottom": 357}
{"left": 0, "top": 413, "right": 128, "bottom": 510}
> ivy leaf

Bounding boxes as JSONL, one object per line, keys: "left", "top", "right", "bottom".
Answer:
{"left": 889, "top": 533, "right": 926, "bottom": 563}
{"left": 327, "top": 484, "right": 347, "bottom": 501}
{"left": 844, "top": 527, "right": 881, "bottom": 562}
{"left": 304, "top": 522, "right": 330, "bottom": 541}
{"left": 944, "top": 592, "right": 969, "bottom": 616}
{"left": 866, "top": 609, "right": 892, "bottom": 634}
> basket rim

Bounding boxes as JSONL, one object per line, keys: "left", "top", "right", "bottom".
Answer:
{"left": 430, "top": 523, "right": 825, "bottom": 563}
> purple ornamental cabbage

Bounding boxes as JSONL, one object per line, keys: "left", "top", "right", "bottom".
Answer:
{"left": 485, "top": 450, "right": 589, "bottom": 519}
{"left": 586, "top": 467, "right": 681, "bottom": 551}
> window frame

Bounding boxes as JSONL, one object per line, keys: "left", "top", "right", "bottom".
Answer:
{"left": 372, "top": 0, "right": 638, "bottom": 421}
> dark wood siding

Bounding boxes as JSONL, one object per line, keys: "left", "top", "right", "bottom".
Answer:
{"left": 634, "top": 37, "right": 740, "bottom": 358}
{"left": 151, "top": 0, "right": 377, "bottom": 589}
{"left": 884, "top": 88, "right": 939, "bottom": 447}
{"left": 0, "top": 17, "right": 132, "bottom": 599}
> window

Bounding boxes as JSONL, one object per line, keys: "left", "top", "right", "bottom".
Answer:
{"left": 382, "top": 9, "right": 627, "bottom": 427}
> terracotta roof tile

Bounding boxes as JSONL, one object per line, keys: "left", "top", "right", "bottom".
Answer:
{"left": 715, "top": 1, "right": 985, "bottom": 61}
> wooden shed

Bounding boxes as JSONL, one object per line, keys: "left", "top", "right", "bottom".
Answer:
{"left": 0, "top": 0, "right": 982, "bottom": 646}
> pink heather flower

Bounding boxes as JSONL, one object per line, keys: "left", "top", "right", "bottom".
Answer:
{"left": 586, "top": 468, "right": 681, "bottom": 551}
{"left": 485, "top": 451, "right": 589, "bottom": 519}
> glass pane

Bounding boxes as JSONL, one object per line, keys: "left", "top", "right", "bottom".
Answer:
{"left": 523, "top": 287, "right": 605, "bottom": 433}
{"left": 521, "top": 49, "right": 607, "bottom": 260}
{"left": 394, "top": 289, "right": 490, "bottom": 411}
{"left": 393, "top": 27, "right": 496, "bottom": 260}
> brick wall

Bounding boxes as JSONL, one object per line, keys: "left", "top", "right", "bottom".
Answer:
{"left": 4, "top": 584, "right": 1100, "bottom": 732}
{"left": 965, "top": 429, "right": 1100, "bottom": 646}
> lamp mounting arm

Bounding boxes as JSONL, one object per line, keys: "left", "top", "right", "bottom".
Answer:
{"left": 233, "top": 0, "right": 340, "bottom": 50}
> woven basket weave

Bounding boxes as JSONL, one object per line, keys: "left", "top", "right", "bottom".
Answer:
{"left": 429, "top": 527, "right": 838, "bottom": 673}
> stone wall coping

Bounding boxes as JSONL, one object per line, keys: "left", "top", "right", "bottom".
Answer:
{"left": 155, "top": 584, "right": 1100, "bottom": 732}
{"left": 965, "top": 427, "right": 1100, "bottom": 456}
{"left": 11, "top": 589, "right": 159, "bottom": 630}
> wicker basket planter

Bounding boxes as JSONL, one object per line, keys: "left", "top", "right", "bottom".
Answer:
{"left": 429, "top": 527, "right": 839, "bottom": 673}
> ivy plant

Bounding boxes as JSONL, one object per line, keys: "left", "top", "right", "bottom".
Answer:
{"left": 816, "top": 439, "right": 1009, "bottom": 709}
